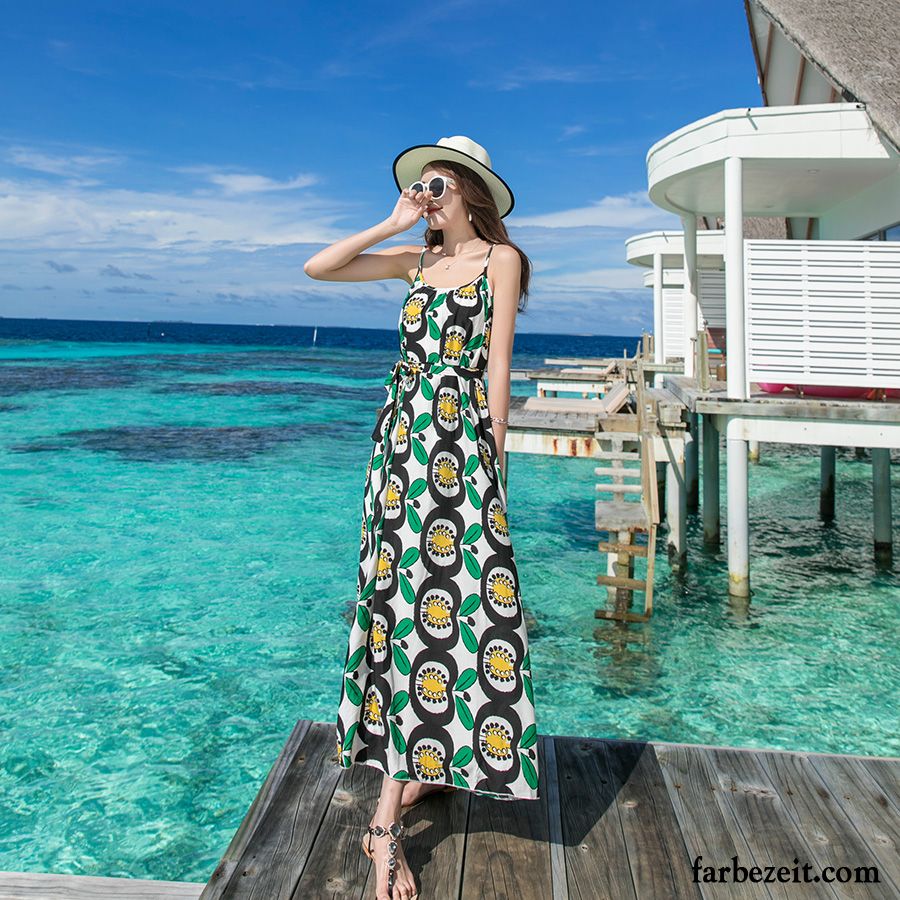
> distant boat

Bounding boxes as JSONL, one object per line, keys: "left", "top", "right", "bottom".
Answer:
{"left": 312, "top": 326, "right": 318, "bottom": 346}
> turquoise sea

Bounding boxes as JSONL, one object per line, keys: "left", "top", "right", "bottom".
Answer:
{"left": 1, "top": 317, "right": 898, "bottom": 883}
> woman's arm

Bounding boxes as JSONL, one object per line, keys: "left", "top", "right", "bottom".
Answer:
{"left": 303, "top": 186, "right": 436, "bottom": 284}
{"left": 485, "top": 245, "right": 522, "bottom": 483}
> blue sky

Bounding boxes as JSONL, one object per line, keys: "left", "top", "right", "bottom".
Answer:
{"left": 0, "top": 1, "right": 760, "bottom": 335}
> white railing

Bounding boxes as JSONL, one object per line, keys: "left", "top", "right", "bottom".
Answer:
{"left": 660, "top": 270, "right": 725, "bottom": 360}
{"left": 744, "top": 239, "right": 900, "bottom": 389}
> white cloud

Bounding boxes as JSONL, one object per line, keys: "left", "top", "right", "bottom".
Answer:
{"left": 550, "top": 266, "right": 646, "bottom": 291}
{"left": 512, "top": 190, "right": 679, "bottom": 230}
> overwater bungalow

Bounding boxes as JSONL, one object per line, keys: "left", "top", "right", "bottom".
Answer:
{"left": 623, "top": 0, "right": 900, "bottom": 598}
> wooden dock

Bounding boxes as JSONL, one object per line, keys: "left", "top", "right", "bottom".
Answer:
{"left": 199, "top": 720, "right": 900, "bottom": 899}
{"left": 3, "top": 719, "right": 897, "bottom": 898}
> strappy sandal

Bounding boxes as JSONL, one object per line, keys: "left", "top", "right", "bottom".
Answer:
{"left": 361, "top": 820, "right": 414, "bottom": 897}
{"left": 400, "top": 783, "right": 455, "bottom": 814}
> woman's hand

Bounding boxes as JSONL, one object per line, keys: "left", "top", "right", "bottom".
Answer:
{"left": 387, "top": 186, "right": 434, "bottom": 233}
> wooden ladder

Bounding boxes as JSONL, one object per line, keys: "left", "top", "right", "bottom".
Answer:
{"left": 593, "top": 360, "right": 660, "bottom": 623}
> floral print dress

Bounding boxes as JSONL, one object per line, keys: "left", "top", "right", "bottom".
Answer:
{"left": 335, "top": 242, "right": 539, "bottom": 801}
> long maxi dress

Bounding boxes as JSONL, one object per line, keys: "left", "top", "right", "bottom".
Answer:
{"left": 335, "top": 242, "right": 540, "bottom": 801}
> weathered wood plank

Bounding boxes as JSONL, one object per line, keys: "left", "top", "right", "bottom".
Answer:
{"left": 201, "top": 720, "right": 311, "bottom": 898}
{"left": 603, "top": 740, "right": 702, "bottom": 900}
{"left": 554, "top": 736, "right": 636, "bottom": 900}
{"left": 806, "top": 754, "right": 900, "bottom": 892}
{"left": 288, "top": 755, "right": 382, "bottom": 899}
{"left": 653, "top": 742, "right": 773, "bottom": 900}
{"left": 703, "top": 747, "right": 840, "bottom": 899}
{"left": 217, "top": 721, "right": 342, "bottom": 899}
{"left": 0, "top": 872, "right": 203, "bottom": 899}
{"left": 459, "top": 736, "right": 553, "bottom": 900}
{"left": 542, "top": 737, "right": 568, "bottom": 900}
{"left": 757, "top": 749, "right": 897, "bottom": 899}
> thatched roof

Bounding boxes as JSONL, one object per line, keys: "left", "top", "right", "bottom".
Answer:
{"left": 751, "top": 0, "right": 900, "bottom": 153}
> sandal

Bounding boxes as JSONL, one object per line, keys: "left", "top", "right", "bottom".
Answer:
{"left": 361, "top": 819, "right": 411, "bottom": 897}
{"left": 400, "top": 783, "right": 455, "bottom": 814}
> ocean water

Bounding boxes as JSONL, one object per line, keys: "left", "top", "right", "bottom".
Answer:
{"left": 0, "top": 317, "right": 897, "bottom": 883}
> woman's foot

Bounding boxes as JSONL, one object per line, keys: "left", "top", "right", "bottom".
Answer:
{"left": 364, "top": 813, "right": 417, "bottom": 899}
{"left": 400, "top": 780, "right": 453, "bottom": 810}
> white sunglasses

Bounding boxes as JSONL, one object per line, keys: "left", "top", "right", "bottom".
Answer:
{"left": 406, "top": 175, "right": 457, "bottom": 200}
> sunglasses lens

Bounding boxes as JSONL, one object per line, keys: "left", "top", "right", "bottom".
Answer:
{"left": 429, "top": 177, "right": 446, "bottom": 198}
{"left": 409, "top": 181, "right": 425, "bottom": 194}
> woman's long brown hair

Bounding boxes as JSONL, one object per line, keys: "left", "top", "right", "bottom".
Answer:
{"left": 423, "top": 159, "right": 530, "bottom": 312}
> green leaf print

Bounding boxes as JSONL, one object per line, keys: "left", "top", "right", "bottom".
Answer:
{"left": 395, "top": 769, "right": 410, "bottom": 779}
{"left": 460, "top": 391, "right": 469, "bottom": 409}
{"left": 406, "top": 504, "right": 423, "bottom": 532}
{"left": 520, "top": 724, "right": 538, "bottom": 749}
{"left": 420, "top": 378, "right": 434, "bottom": 400}
{"left": 399, "top": 572, "right": 416, "bottom": 604}
{"left": 360, "top": 577, "right": 376, "bottom": 603}
{"left": 427, "top": 316, "right": 441, "bottom": 340}
{"left": 398, "top": 547, "right": 420, "bottom": 568}
{"left": 388, "top": 690, "right": 409, "bottom": 715}
{"left": 460, "top": 352, "right": 471, "bottom": 367}
{"left": 393, "top": 645, "right": 411, "bottom": 675}
{"left": 452, "top": 770, "right": 470, "bottom": 788}
{"left": 520, "top": 751, "right": 539, "bottom": 789}
{"left": 463, "top": 548, "right": 482, "bottom": 580}
{"left": 450, "top": 746, "right": 474, "bottom": 768}
{"left": 459, "top": 594, "right": 481, "bottom": 616}
{"left": 428, "top": 294, "right": 446, "bottom": 312}
{"left": 522, "top": 651, "right": 531, "bottom": 672}
{"left": 344, "top": 676, "right": 363, "bottom": 706}
{"left": 412, "top": 413, "right": 432, "bottom": 433}
{"left": 455, "top": 695, "right": 474, "bottom": 730}
{"left": 454, "top": 667, "right": 478, "bottom": 691}
{"left": 462, "top": 415, "right": 477, "bottom": 441}
{"left": 464, "top": 333, "right": 484, "bottom": 350}
{"left": 372, "top": 453, "right": 383, "bottom": 471}
{"left": 523, "top": 672, "right": 534, "bottom": 704}
{"left": 464, "top": 454, "right": 480, "bottom": 477}
{"left": 393, "top": 617, "right": 415, "bottom": 639}
{"left": 412, "top": 438, "right": 429, "bottom": 465}
{"left": 460, "top": 621, "right": 479, "bottom": 653}
{"left": 432, "top": 363, "right": 447, "bottom": 374}
{"left": 356, "top": 605, "right": 371, "bottom": 631}
{"left": 461, "top": 523, "right": 483, "bottom": 545}
{"left": 390, "top": 720, "right": 407, "bottom": 754}
{"left": 407, "top": 479, "right": 427, "bottom": 500}
{"left": 345, "top": 646, "right": 366, "bottom": 674}
{"left": 426, "top": 352, "right": 440, "bottom": 363}
{"left": 465, "top": 481, "right": 483, "bottom": 509}
{"left": 342, "top": 722, "right": 358, "bottom": 755}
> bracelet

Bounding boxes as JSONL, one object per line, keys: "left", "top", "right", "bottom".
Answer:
{"left": 490, "top": 415, "right": 508, "bottom": 424}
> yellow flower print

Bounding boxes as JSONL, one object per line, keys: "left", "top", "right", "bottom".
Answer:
{"left": 416, "top": 665, "right": 448, "bottom": 703}
{"left": 480, "top": 721, "right": 513, "bottom": 761}
{"left": 413, "top": 742, "right": 445, "bottom": 781}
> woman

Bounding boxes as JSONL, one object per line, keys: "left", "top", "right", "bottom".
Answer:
{"left": 304, "top": 135, "right": 539, "bottom": 900}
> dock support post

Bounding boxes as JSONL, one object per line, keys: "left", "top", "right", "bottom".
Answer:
{"left": 748, "top": 440, "right": 760, "bottom": 462}
{"left": 820, "top": 446, "right": 835, "bottom": 521}
{"left": 702, "top": 414, "right": 720, "bottom": 546}
{"left": 727, "top": 434, "right": 750, "bottom": 597}
{"left": 724, "top": 156, "right": 749, "bottom": 599}
{"left": 686, "top": 411, "right": 699, "bottom": 511}
{"left": 666, "top": 444, "right": 687, "bottom": 573}
{"left": 656, "top": 460, "right": 667, "bottom": 519}
{"left": 872, "top": 447, "right": 893, "bottom": 564}
{"left": 652, "top": 251, "right": 664, "bottom": 388}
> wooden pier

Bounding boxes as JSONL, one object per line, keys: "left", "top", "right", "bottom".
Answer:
{"left": 4, "top": 719, "right": 898, "bottom": 898}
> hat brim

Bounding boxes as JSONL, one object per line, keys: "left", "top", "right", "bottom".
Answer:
{"left": 392, "top": 144, "right": 515, "bottom": 219}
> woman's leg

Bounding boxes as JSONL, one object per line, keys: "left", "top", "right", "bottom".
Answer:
{"left": 366, "top": 775, "right": 418, "bottom": 899}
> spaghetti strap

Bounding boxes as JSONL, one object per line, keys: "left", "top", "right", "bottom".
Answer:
{"left": 414, "top": 245, "right": 427, "bottom": 280}
{"left": 482, "top": 242, "right": 495, "bottom": 273}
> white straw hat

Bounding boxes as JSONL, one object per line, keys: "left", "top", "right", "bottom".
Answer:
{"left": 392, "top": 135, "right": 515, "bottom": 218}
